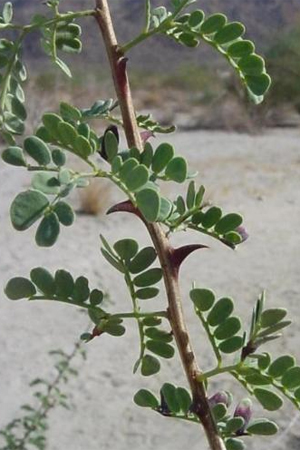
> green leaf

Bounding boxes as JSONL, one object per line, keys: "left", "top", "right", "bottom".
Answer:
{"left": 157, "top": 197, "right": 173, "bottom": 221}
{"left": 36, "top": 126, "right": 52, "bottom": 143}
{"left": 3, "top": 2, "right": 13, "bottom": 23}
{"left": 165, "top": 156, "right": 187, "bottom": 183}
{"left": 55, "top": 269, "right": 74, "bottom": 298}
{"left": 176, "top": 387, "right": 192, "bottom": 413}
{"left": 195, "top": 185, "right": 205, "bottom": 207}
{"left": 5, "top": 277, "right": 36, "bottom": 300}
{"left": 100, "top": 235, "right": 116, "bottom": 256}
{"left": 55, "top": 57, "right": 72, "bottom": 77}
{"left": 214, "top": 22, "right": 245, "bottom": 45}
{"left": 60, "top": 102, "right": 81, "bottom": 121}
{"left": 10, "top": 78, "right": 25, "bottom": 102}
{"left": 190, "top": 288, "right": 215, "bottom": 312}
{"left": 175, "top": 195, "right": 185, "bottom": 215}
{"left": 30, "top": 267, "right": 56, "bottom": 296}
{"left": 56, "top": 23, "right": 81, "bottom": 40}
{"left": 89, "top": 289, "right": 103, "bottom": 306}
{"left": 214, "top": 317, "right": 241, "bottom": 340}
{"left": 214, "top": 213, "right": 243, "bottom": 235}
{"left": 78, "top": 123, "right": 90, "bottom": 140}
{"left": 42, "top": 113, "right": 62, "bottom": 137}
{"left": 32, "top": 172, "right": 60, "bottom": 195}
{"left": 72, "top": 276, "right": 90, "bottom": 302}
{"left": 185, "top": 181, "right": 196, "bottom": 209}
{"left": 225, "top": 438, "right": 245, "bottom": 450}
{"left": 104, "top": 322, "right": 126, "bottom": 336}
{"left": 125, "top": 165, "right": 149, "bottom": 192}
{"left": 14, "top": 59, "right": 27, "bottom": 82}
{"left": 136, "top": 288, "right": 159, "bottom": 300}
{"left": 4, "top": 112, "right": 25, "bottom": 135}
{"left": 145, "top": 328, "right": 172, "bottom": 343}
{"left": 101, "top": 249, "right": 124, "bottom": 273}
{"left": 111, "top": 155, "right": 122, "bottom": 174}
{"left": 146, "top": 340, "right": 175, "bottom": 359}
{"left": 201, "top": 207, "right": 222, "bottom": 228}
{"left": 141, "top": 143, "right": 153, "bottom": 167}
{"left": 24, "top": 136, "right": 52, "bottom": 166}
{"left": 35, "top": 212, "right": 60, "bottom": 247}
{"left": 141, "top": 355, "right": 160, "bottom": 376}
{"left": 58, "top": 168, "right": 71, "bottom": 185}
{"left": 10, "top": 190, "right": 49, "bottom": 231}
{"left": 245, "top": 74, "right": 271, "bottom": 96}
{"left": 104, "top": 130, "right": 118, "bottom": 162}
{"left": 151, "top": 143, "right": 175, "bottom": 174}
{"left": 254, "top": 388, "right": 283, "bottom": 411}
{"left": 247, "top": 419, "right": 278, "bottom": 435}
{"left": 53, "top": 201, "right": 75, "bottom": 226}
{"left": 218, "top": 336, "right": 243, "bottom": 354}
{"left": 133, "top": 268, "right": 162, "bottom": 287}
{"left": 238, "top": 54, "right": 265, "bottom": 76}
{"left": 8, "top": 96, "right": 27, "bottom": 121}
{"left": 134, "top": 389, "right": 159, "bottom": 408}
{"left": 56, "top": 37, "right": 82, "bottom": 53}
{"left": 113, "top": 239, "right": 139, "bottom": 262}
{"left": 128, "top": 247, "right": 157, "bottom": 274}
{"left": 212, "top": 403, "right": 227, "bottom": 421}
{"left": 192, "top": 211, "right": 204, "bottom": 225}
{"left": 227, "top": 40, "right": 255, "bottom": 58}
{"left": 225, "top": 417, "right": 245, "bottom": 434}
{"left": 257, "top": 320, "right": 291, "bottom": 338}
{"left": 281, "top": 366, "right": 300, "bottom": 390}
{"left": 57, "top": 121, "right": 78, "bottom": 146}
{"left": 268, "top": 355, "right": 295, "bottom": 378}
{"left": 294, "top": 387, "right": 300, "bottom": 401}
{"left": 245, "top": 373, "right": 271, "bottom": 386}
{"left": 161, "top": 383, "right": 180, "bottom": 413}
{"left": 143, "top": 317, "right": 162, "bottom": 327}
{"left": 136, "top": 188, "right": 161, "bottom": 222}
{"left": 2, "top": 146, "right": 26, "bottom": 167}
{"left": 260, "top": 308, "right": 287, "bottom": 328}
{"left": 224, "top": 231, "right": 242, "bottom": 245}
{"left": 207, "top": 297, "right": 234, "bottom": 327}
{"left": 88, "top": 308, "right": 105, "bottom": 326}
{"left": 74, "top": 135, "right": 93, "bottom": 158}
{"left": 257, "top": 353, "right": 271, "bottom": 371}
{"left": 188, "top": 10, "right": 204, "bottom": 28}
{"left": 200, "top": 14, "right": 227, "bottom": 34}
{"left": 119, "top": 158, "right": 138, "bottom": 181}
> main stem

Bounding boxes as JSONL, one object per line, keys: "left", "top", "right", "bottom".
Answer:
{"left": 94, "top": 3, "right": 225, "bottom": 449}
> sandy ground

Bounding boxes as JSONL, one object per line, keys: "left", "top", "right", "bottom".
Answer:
{"left": 0, "top": 128, "right": 300, "bottom": 450}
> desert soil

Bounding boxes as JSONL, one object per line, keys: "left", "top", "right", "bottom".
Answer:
{"left": 0, "top": 128, "right": 299, "bottom": 450}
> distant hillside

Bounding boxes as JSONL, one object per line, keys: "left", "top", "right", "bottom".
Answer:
{"left": 11, "top": 0, "right": 300, "bottom": 72}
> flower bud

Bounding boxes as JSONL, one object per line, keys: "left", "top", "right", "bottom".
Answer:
{"left": 235, "top": 226, "right": 249, "bottom": 243}
{"left": 140, "top": 130, "right": 154, "bottom": 143}
{"left": 208, "top": 391, "right": 232, "bottom": 408}
{"left": 234, "top": 398, "right": 253, "bottom": 434}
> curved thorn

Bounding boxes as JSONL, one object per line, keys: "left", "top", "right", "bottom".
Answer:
{"left": 106, "top": 200, "right": 143, "bottom": 219}
{"left": 171, "top": 244, "right": 208, "bottom": 272}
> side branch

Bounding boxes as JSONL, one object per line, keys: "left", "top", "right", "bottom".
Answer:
{"left": 94, "top": 2, "right": 225, "bottom": 449}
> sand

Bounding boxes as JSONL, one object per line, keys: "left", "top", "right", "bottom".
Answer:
{"left": 0, "top": 128, "right": 299, "bottom": 450}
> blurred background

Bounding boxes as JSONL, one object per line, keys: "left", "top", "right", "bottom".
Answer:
{"left": 1, "top": 2, "right": 300, "bottom": 450}
{"left": 9, "top": 0, "right": 300, "bottom": 132}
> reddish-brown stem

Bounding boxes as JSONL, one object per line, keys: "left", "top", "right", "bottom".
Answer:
{"left": 94, "top": 2, "right": 226, "bottom": 449}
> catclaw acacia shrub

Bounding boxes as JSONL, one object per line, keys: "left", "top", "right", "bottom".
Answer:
{"left": 0, "top": 1, "right": 298, "bottom": 450}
